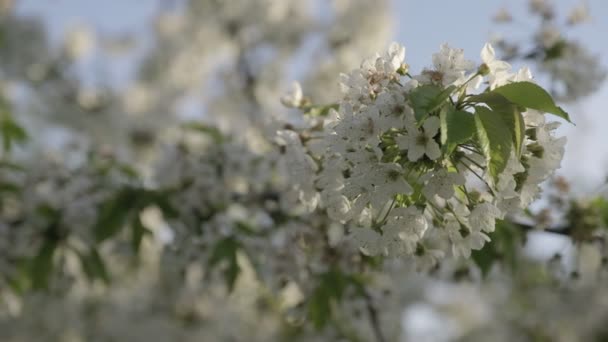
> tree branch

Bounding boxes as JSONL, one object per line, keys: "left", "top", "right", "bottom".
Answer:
{"left": 512, "top": 221, "right": 605, "bottom": 242}
{"left": 362, "top": 290, "right": 386, "bottom": 342}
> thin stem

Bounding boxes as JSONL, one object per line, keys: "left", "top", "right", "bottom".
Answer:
{"left": 459, "top": 144, "right": 483, "bottom": 156}
{"left": 376, "top": 197, "right": 397, "bottom": 228}
{"left": 363, "top": 290, "right": 386, "bottom": 342}
{"left": 461, "top": 154, "right": 485, "bottom": 170}
{"left": 460, "top": 184, "right": 473, "bottom": 205}
{"left": 459, "top": 160, "right": 495, "bottom": 196}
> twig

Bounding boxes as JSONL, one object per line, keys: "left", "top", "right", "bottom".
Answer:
{"left": 362, "top": 290, "right": 386, "bottom": 342}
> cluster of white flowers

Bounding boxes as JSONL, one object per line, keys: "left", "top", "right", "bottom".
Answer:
{"left": 0, "top": 151, "right": 140, "bottom": 285}
{"left": 280, "top": 42, "right": 566, "bottom": 265}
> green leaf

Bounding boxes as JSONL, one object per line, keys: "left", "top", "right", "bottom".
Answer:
{"left": 472, "top": 220, "right": 523, "bottom": 276}
{"left": 0, "top": 115, "right": 28, "bottom": 153}
{"left": 471, "top": 241, "right": 496, "bottom": 277}
{"left": 0, "top": 160, "right": 25, "bottom": 171}
{"left": 590, "top": 197, "right": 608, "bottom": 228}
{"left": 148, "top": 192, "right": 179, "bottom": 218}
{"left": 208, "top": 237, "right": 241, "bottom": 293}
{"left": 468, "top": 92, "right": 525, "bottom": 157}
{"left": 409, "top": 85, "right": 454, "bottom": 122}
{"left": 308, "top": 286, "right": 331, "bottom": 330}
{"left": 493, "top": 81, "right": 571, "bottom": 122}
{"left": 29, "top": 240, "right": 58, "bottom": 290}
{"left": 131, "top": 214, "right": 151, "bottom": 254}
{"left": 7, "top": 259, "right": 33, "bottom": 295}
{"left": 474, "top": 106, "right": 513, "bottom": 183}
{"left": 305, "top": 104, "right": 339, "bottom": 117}
{"left": 94, "top": 188, "right": 138, "bottom": 242}
{"left": 307, "top": 268, "right": 359, "bottom": 330}
{"left": 544, "top": 40, "right": 567, "bottom": 61}
{"left": 182, "top": 122, "right": 224, "bottom": 142}
{"left": 78, "top": 248, "right": 110, "bottom": 284}
{"left": 0, "top": 182, "right": 20, "bottom": 194}
{"left": 440, "top": 108, "right": 476, "bottom": 154}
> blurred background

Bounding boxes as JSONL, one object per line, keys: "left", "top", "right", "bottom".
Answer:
{"left": 1, "top": 1, "right": 607, "bottom": 341}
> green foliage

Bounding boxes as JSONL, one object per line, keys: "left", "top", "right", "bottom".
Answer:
{"left": 0, "top": 114, "right": 28, "bottom": 153}
{"left": 467, "top": 92, "right": 525, "bottom": 157}
{"left": 77, "top": 247, "right": 110, "bottom": 284}
{"left": 590, "top": 197, "right": 608, "bottom": 228}
{"left": 208, "top": 236, "right": 242, "bottom": 293}
{"left": 472, "top": 220, "right": 524, "bottom": 276}
{"left": 474, "top": 106, "right": 513, "bottom": 182}
{"left": 307, "top": 268, "right": 365, "bottom": 330}
{"left": 131, "top": 215, "right": 151, "bottom": 254}
{"left": 544, "top": 40, "right": 568, "bottom": 61}
{"left": 410, "top": 84, "right": 454, "bottom": 122}
{"left": 29, "top": 240, "right": 58, "bottom": 290}
{"left": 94, "top": 188, "right": 139, "bottom": 243}
{"left": 493, "top": 81, "right": 571, "bottom": 122}
{"left": 440, "top": 107, "right": 476, "bottom": 154}
{"left": 0, "top": 181, "right": 19, "bottom": 194}
{"left": 304, "top": 104, "right": 339, "bottom": 117}
{"left": 94, "top": 187, "right": 178, "bottom": 247}
{"left": 182, "top": 122, "right": 224, "bottom": 143}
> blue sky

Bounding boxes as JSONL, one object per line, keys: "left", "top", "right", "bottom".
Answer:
{"left": 15, "top": 0, "right": 608, "bottom": 192}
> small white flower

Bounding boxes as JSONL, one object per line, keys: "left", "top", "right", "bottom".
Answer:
{"left": 567, "top": 3, "right": 590, "bottom": 25}
{"left": 469, "top": 202, "right": 502, "bottom": 232}
{"left": 382, "top": 206, "right": 429, "bottom": 256}
{"left": 280, "top": 82, "right": 303, "bottom": 108}
{"left": 480, "top": 43, "right": 511, "bottom": 89}
{"left": 351, "top": 227, "right": 384, "bottom": 256}
{"left": 325, "top": 194, "right": 352, "bottom": 222}
{"left": 402, "top": 116, "right": 441, "bottom": 161}
{"left": 384, "top": 42, "right": 406, "bottom": 72}
{"left": 431, "top": 43, "right": 475, "bottom": 86}
{"left": 423, "top": 169, "right": 466, "bottom": 200}
{"left": 415, "top": 248, "right": 445, "bottom": 271}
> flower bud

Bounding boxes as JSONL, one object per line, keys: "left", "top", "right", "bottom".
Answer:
{"left": 477, "top": 63, "right": 491, "bottom": 76}
{"left": 468, "top": 190, "right": 481, "bottom": 204}
{"left": 525, "top": 128, "right": 538, "bottom": 141}
{"left": 527, "top": 143, "right": 545, "bottom": 158}
{"left": 415, "top": 243, "right": 425, "bottom": 256}
{"left": 397, "top": 63, "right": 409, "bottom": 76}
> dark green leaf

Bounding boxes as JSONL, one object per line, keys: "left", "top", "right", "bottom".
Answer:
{"left": 544, "top": 40, "right": 567, "bottom": 61}
{"left": 30, "top": 240, "right": 58, "bottom": 290}
{"left": 440, "top": 108, "right": 476, "bottom": 154}
{"left": 591, "top": 197, "right": 608, "bottom": 228}
{"left": 0, "top": 160, "right": 25, "bottom": 171}
{"left": 472, "top": 220, "right": 523, "bottom": 276}
{"left": 474, "top": 106, "right": 513, "bottom": 183}
{"left": 308, "top": 286, "right": 331, "bottom": 330}
{"left": 493, "top": 81, "right": 571, "bottom": 122}
{"left": 7, "top": 261, "right": 30, "bottom": 295}
{"left": 0, "top": 115, "right": 28, "bottom": 153}
{"left": 208, "top": 237, "right": 241, "bottom": 293}
{"left": 0, "top": 182, "right": 19, "bottom": 194}
{"left": 471, "top": 241, "right": 496, "bottom": 277}
{"left": 94, "top": 188, "right": 138, "bottom": 242}
{"left": 182, "top": 122, "right": 224, "bottom": 142}
{"left": 305, "top": 104, "right": 339, "bottom": 117}
{"left": 468, "top": 92, "right": 525, "bottom": 156}
{"left": 307, "top": 268, "right": 359, "bottom": 330}
{"left": 409, "top": 84, "right": 453, "bottom": 122}
{"left": 150, "top": 193, "right": 179, "bottom": 218}
{"left": 131, "top": 215, "right": 151, "bottom": 254}
{"left": 78, "top": 248, "right": 110, "bottom": 284}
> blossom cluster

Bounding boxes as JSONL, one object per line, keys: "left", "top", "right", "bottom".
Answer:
{"left": 0, "top": 154, "right": 132, "bottom": 290}
{"left": 280, "top": 42, "right": 566, "bottom": 265}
